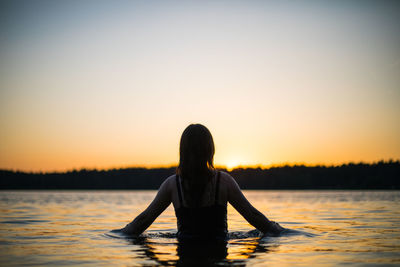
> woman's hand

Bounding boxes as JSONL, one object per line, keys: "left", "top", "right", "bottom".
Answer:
{"left": 118, "top": 222, "right": 137, "bottom": 235}
{"left": 266, "top": 221, "right": 285, "bottom": 236}
{"left": 121, "top": 222, "right": 134, "bottom": 235}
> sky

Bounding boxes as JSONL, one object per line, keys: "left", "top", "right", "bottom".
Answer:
{"left": 1, "top": 0, "right": 399, "bottom": 172}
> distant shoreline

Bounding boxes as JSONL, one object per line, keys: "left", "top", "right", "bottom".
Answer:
{"left": 1, "top": 161, "right": 399, "bottom": 190}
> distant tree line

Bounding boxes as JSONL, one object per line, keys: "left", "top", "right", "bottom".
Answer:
{"left": 1, "top": 161, "right": 399, "bottom": 190}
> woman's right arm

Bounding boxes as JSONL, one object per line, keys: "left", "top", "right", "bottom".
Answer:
{"left": 226, "top": 173, "right": 284, "bottom": 235}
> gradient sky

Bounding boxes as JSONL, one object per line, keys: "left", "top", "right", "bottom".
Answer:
{"left": 1, "top": 0, "right": 399, "bottom": 172}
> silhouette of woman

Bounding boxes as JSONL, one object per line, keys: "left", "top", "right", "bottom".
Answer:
{"left": 118, "top": 124, "right": 284, "bottom": 240}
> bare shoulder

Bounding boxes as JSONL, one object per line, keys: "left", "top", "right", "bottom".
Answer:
{"left": 162, "top": 174, "right": 177, "bottom": 190}
{"left": 218, "top": 171, "right": 237, "bottom": 187}
{"left": 164, "top": 174, "right": 177, "bottom": 183}
{"left": 150, "top": 174, "right": 176, "bottom": 202}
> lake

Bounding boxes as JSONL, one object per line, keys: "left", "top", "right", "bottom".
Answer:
{"left": 0, "top": 190, "right": 399, "bottom": 266}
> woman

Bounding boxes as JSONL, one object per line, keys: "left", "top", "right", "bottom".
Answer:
{"left": 118, "top": 124, "right": 284, "bottom": 240}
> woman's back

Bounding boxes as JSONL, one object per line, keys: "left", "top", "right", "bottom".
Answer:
{"left": 174, "top": 171, "right": 227, "bottom": 241}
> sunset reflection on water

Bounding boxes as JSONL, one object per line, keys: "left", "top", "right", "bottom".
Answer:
{"left": 0, "top": 190, "right": 399, "bottom": 266}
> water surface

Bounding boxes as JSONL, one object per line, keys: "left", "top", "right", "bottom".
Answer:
{"left": 1, "top": 190, "right": 399, "bottom": 266}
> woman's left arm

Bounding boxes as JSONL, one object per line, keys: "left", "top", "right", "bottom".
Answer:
{"left": 119, "top": 177, "right": 172, "bottom": 236}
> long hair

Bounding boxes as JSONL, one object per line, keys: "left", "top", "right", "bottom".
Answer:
{"left": 176, "top": 124, "right": 215, "bottom": 207}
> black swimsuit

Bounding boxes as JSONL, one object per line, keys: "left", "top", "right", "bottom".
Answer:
{"left": 175, "top": 171, "right": 228, "bottom": 241}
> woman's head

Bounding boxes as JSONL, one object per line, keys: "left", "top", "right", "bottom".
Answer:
{"left": 177, "top": 124, "right": 215, "bottom": 206}
{"left": 178, "top": 124, "right": 215, "bottom": 172}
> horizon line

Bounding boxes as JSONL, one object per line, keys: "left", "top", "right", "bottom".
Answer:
{"left": 1, "top": 159, "right": 399, "bottom": 174}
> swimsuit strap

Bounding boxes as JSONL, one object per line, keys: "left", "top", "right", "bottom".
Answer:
{"left": 176, "top": 175, "right": 183, "bottom": 206}
{"left": 215, "top": 171, "right": 221, "bottom": 205}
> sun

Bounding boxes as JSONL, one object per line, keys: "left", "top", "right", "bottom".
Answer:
{"left": 225, "top": 159, "right": 241, "bottom": 171}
